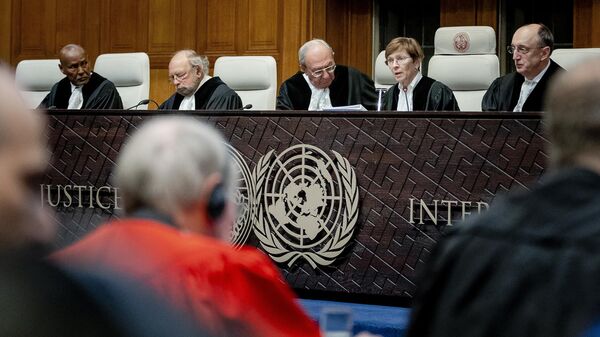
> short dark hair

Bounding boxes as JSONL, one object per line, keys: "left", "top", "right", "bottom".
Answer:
{"left": 537, "top": 23, "right": 554, "bottom": 52}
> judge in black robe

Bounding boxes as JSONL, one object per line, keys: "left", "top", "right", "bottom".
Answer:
{"left": 38, "top": 44, "right": 122, "bottom": 110}
{"left": 482, "top": 23, "right": 564, "bottom": 112}
{"left": 39, "top": 72, "right": 123, "bottom": 110}
{"left": 159, "top": 76, "right": 242, "bottom": 110}
{"left": 380, "top": 37, "right": 459, "bottom": 111}
{"left": 159, "top": 50, "right": 242, "bottom": 110}
{"left": 382, "top": 76, "right": 458, "bottom": 111}
{"left": 277, "top": 64, "right": 377, "bottom": 110}
{"left": 482, "top": 59, "right": 563, "bottom": 111}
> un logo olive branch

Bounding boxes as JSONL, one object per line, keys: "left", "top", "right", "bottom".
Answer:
{"left": 251, "top": 145, "right": 359, "bottom": 268}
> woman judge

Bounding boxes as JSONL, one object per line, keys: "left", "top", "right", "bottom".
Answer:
{"left": 381, "top": 37, "right": 459, "bottom": 111}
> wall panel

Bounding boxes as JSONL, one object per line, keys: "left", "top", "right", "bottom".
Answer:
{"left": 12, "top": 0, "right": 56, "bottom": 61}
{"left": 0, "top": 0, "right": 11, "bottom": 63}
{"left": 573, "top": 0, "right": 600, "bottom": 47}
{"left": 100, "top": 0, "right": 148, "bottom": 53}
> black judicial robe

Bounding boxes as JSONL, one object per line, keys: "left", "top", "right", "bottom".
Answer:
{"left": 276, "top": 65, "right": 377, "bottom": 110}
{"left": 159, "top": 77, "right": 242, "bottom": 110}
{"left": 481, "top": 60, "right": 564, "bottom": 111}
{"left": 406, "top": 167, "right": 600, "bottom": 337}
{"left": 39, "top": 72, "right": 123, "bottom": 109}
{"left": 381, "top": 76, "right": 459, "bottom": 111}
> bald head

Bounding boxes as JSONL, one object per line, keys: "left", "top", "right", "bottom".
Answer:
{"left": 545, "top": 57, "right": 600, "bottom": 168}
{"left": 58, "top": 44, "right": 91, "bottom": 86}
{"left": 0, "top": 67, "right": 49, "bottom": 249}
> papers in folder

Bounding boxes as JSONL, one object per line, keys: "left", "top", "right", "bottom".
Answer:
{"left": 322, "top": 104, "right": 367, "bottom": 111}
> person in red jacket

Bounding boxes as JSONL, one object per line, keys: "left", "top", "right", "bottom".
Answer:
{"left": 53, "top": 116, "right": 320, "bottom": 337}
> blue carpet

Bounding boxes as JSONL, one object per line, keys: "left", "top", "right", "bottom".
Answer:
{"left": 299, "top": 299, "right": 410, "bottom": 337}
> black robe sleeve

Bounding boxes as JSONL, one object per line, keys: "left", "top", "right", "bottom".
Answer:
{"left": 481, "top": 77, "right": 505, "bottom": 111}
{"left": 205, "top": 85, "right": 243, "bottom": 110}
{"left": 276, "top": 82, "right": 296, "bottom": 110}
{"left": 427, "top": 81, "right": 460, "bottom": 111}
{"left": 346, "top": 67, "right": 378, "bottom": 111}
{"left": 83, "top": 80, "right": 123, "bottom": 109}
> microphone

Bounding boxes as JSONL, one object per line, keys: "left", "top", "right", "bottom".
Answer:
{"left": 126, "top": 99, "right": 160, "bottom": 110}
{"left": 241, "top": 104, "right": 253, "bottom": 110}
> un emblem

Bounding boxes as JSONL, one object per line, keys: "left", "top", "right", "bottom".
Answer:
{"left": 252, "top": 144, "right": 359, "bottom": 268}
{"left": 226, "top": 143, "right": 255, "bottom": 248}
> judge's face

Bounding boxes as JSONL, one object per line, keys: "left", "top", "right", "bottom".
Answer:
{"left": 511, "top": 25, "right": 551, "bottom": 80}
{"left": 169, "top": 55, "right": 203, "bottom": 97}
{"left": 301, "top": 46, "right": 336, "bottom": 89}
{"left": 59, "top": 49, "right": 91, "bottom": 86}
{"left": 386, "top": 49, "right": 420, "bottom": 89}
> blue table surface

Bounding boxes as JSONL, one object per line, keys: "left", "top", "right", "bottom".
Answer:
{"left": 299, "top": 299, "right": 411, "bottom": 337}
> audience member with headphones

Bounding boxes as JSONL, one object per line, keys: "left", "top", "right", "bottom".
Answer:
{"left": 52, "top": 117, "right": 320, "bottom": 337}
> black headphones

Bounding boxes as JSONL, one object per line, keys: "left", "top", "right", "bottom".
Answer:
{"left": 207, "top": 182, "right": 226, "bottom": 220}
{"left": 206, "top": 152, "right": 231, "bottom": 220}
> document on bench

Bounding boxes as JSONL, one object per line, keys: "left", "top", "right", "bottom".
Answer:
{"left": 322, "top": 104, "right": 367, "bottom": 111}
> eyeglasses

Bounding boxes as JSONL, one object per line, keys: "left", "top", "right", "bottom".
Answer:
{"left": 169, "top": 66, "right": 197, "bottom": 83}
{"left": 507, "top": 45, "right": 543, "bottom": 55}
{"left": 307, "top": 64, "right": 336, "bottom": 78}
{"left": 385, "top": 56, "right": 412, "bottom": 66}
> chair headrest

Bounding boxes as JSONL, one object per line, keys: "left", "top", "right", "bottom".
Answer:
{"left": 214, "top": 56, "right": 276, "bottom": 90}
{"left": 374, "top": 50, "right": 396, "bottom": 86}
{"left": 551, "top": 48, "right": 600, "bottom": 71}
{"left": 93, "top": 52, "right": 149, "bottom": 87}
{"left": 434, "top": 26, "right": 496, "bottom": 55}
{"left": 15, "top": 59, "right": 64, "bottom": 91}
{"left": 428, "top": 55, "right": 499, "bottom": 90}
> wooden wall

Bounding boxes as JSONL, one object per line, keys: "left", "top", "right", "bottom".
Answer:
{"left": 574, "top": 0, "right": 600, "bottom": 47}
{"left": 440, "top": 0, "right": 498, "bottom": 31}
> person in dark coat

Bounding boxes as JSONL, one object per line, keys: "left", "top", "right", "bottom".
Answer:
{"left": 407, "top": 58, "right": 600, "bottom": 337}
{"left": 39, "top": 44, "right": 123, "bottom": 110}
{"left": 159, "top": 50, "right": 242, "bottom": 110}
{"left": 277, "top": 39, "right": 377, "bottom": 110}
{"left": 381, "top": 37, "right": 459, "bottom": 111}
{"left": 482, "top": 23, "right": 564, "bottom": 112}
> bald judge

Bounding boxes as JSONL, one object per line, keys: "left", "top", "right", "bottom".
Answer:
{"left": 277, "top": 39, "right": 377, "bottom": 111}
{"left": 39, "top": 44, "right": 123, "bottom": 110}
{"left": 159, "top": 50, "right": 242, "bottom": 110}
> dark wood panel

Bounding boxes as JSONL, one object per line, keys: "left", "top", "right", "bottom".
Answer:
{"left": 573, "top": 0, "right": 600, "bottom": 47}
{"left": 100, "top": 0, "right": 148, "bottom": 53}
{"left": 246, "top": 0, "right": 279, "bottom": 52}
{"left": 201, "top": 0, "right": 237, "bottom": 52}
{"left": 440, "top": 0, "right": 497, "bottom": 29}
{"left": 12, "top": 0, "right": 56, "bottom": 61}
{"left": 0, "top": 0, "right": 11, "bottom": 63}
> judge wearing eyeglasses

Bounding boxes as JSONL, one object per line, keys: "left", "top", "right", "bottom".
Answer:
{"left": 159, "top": 50, "right": 242, "bottom": 110}
{"left": 277, "top": 39, "right": 377, "bottom": 110}
{"left": 482, "top": 23, "right": 564, "bottom": 112}
{"left": 381, "top": 37, "right": 459, "bottom": 111}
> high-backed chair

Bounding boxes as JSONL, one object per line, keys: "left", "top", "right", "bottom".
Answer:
{"left": 427, "top": 26, "right": 499, "bottom": 111}
{"left": 213, "top": 56, "right": 277, "bottom": 110}
{"left": 374, "top": 50, "right": 396, "bottom": 90}
{"left": 551, "top": 48, "right": 600, "bottom": 71}
{"left": 93, "top": 52, "right": 150, "bottom": 109}
{"left": 15, "top": 59, "right": 64, "bottom": 109}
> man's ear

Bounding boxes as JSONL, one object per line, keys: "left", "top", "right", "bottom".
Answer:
{"left": 58, "top": 63, "right": 66, "bottom": 76}
{"left": 541, "top": 46, "right": 551, "bottom": 60}
{"left": 300, "top": 64, "right": 306, "bottom": 73}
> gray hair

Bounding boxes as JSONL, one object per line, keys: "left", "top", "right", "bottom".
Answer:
{"left": 114, "top": 116, "right": 235, "bottom": 216}
{"left": 298, "top": 39, "right": 333, "bottom": 66}
{"left": 545, "top": 57, "right": 600, "bottom": 168}
{"left": 174, "top": 49, "right": 206, "bottom": 72}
